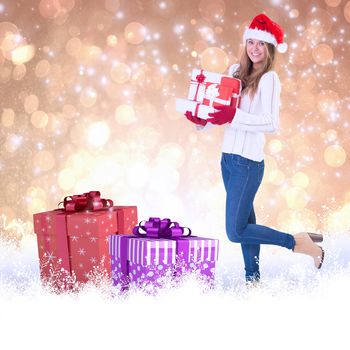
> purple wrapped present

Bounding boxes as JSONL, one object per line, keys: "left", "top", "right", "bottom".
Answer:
{"left": 108, "top": 217, "right": 219, "bottom": 288}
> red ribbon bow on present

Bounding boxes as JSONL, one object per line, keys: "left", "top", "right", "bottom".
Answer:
{"left": 133, "top": 217, "right": 191, "bottom": 238}
{"left": 196, "top": 71, "right": 206, "bottom": 84}
{"left": 58, "top": 191, "right": 114, "bottom": 212}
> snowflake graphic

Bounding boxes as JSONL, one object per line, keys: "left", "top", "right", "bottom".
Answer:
{"left": 45, "top": 251, "right": 56, "bottom": 262}
{"left": 78, "top": 248, "right": 86, "bottom": 256}
{"left": 71, "top": 235, "right": 79, "bottom": 242}
{"left": 84, "top": 217, "right": 91, "bottom": 224}
{"left": 89, "top": 237, "right": 97, "bottom": 243}
{"left": 90, "top": 257, "right": 97, "bottom": 264}
{"left": 45, "top": 216, "right": 51, "bottom": 222}
{"left": 45, "top": 236, "right": 51, "bottom": 242}
{"left": 85, "top": 231, "right": 91, "bottom": 236}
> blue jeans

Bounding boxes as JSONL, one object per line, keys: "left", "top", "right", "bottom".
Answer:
{"left": 221, "top": 153, "right": 296, "bottom": 282}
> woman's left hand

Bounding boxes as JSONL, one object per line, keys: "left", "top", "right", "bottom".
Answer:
{"left": 207, "top": 105, "right": 237, "bottom": 125}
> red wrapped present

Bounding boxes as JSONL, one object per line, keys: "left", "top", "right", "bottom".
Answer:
{"left": 176, "top": 68, "right": 241, "bottom": 119}
{"left": 33, "top": 191, "right": 138, "bottom": 288}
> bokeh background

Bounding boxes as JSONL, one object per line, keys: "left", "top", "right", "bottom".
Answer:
{"left": 1, "top": 0, "right": 350, "bottom": 243}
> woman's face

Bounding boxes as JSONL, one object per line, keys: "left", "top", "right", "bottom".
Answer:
{"left": 246, "top": 39, "right": 267, "bottom": 66}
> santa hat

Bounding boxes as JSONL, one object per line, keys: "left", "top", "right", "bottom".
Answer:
{"left": 243, "top": 13, "right": 288, "bottom": 53}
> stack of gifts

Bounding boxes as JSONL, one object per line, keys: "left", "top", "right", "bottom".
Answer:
{"left": 33, "top": 191, "right": 137, "bottom": 289}
{"left": 176, "top": 68, "right": 242, "bottom": 119}
{"left": 108, "top": 217, "right": 219, "bottom": 289}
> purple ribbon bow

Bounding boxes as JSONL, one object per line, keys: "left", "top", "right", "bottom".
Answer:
{"left": 132, "top": 217, "right": 191, "bottom": 238}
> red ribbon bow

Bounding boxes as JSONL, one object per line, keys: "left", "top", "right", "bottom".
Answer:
{"left": 196, "top": 72, "right": 206, "bottom": 84}
{"left": 58, "top": 191, "right": 113, "bottom": 212}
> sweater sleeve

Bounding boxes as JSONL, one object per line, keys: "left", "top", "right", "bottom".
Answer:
{"left": 229, "top": 71, "right": 281, "bottom": 133}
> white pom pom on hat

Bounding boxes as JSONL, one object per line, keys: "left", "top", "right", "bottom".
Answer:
{"left": 243, "top": 13, "right": 288, "bottom": 53}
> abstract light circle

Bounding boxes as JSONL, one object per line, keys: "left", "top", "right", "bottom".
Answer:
{"left": 325, "top": 129, "right": 337, "bottom": 142}
{"left": 284, "top": 187, "right": 308, "bottom": 209}
{"left": 324, "top": 145, "right": 346, "bottom": 167}
{"left": 33, "top": 150, "right": 56, "bottom": 171}
{"left": 124, "top": 22, "right": 146, "bottom": 45}
{"left": 107, "top": 34, "right": 118, "bottom": 47}
{"left": 1, "top": 109, "right": 15, "bottom": 127}
{"left": 105, "top": 0, "right": 120, "bottom": 12}
{"left": 312, "top": 43, "right": 333, "bottom": 65}
{"left": 325, "top": 0, "right": 341, "bottom": 6}
{"left": 345, "top": 2, "right": 350, "bottom": 23}
{"left": 289, "top": 9, "right": 299, "bottom": 18}
{"left": 31, "top": 111, "right": 48, "bottom": 128}
{"left": 79, "top": 87, "right": 97, "bottom": 107}
{"left": 317, "top": 89, "right": 339, "bottom": 113}
{"left": 292, "top": 172, "right": 309, "bottom": 188}
{"left": 267, "top": 169, "right": 285, "bottom": 186}
{"left": 110, "top": 62, "right": 131, "bottom": 84}
{"left": 268, "top": 139, "right": 283, "bottom": 153}
{"left": 65, "top": 37, "right": 81, "bottom": 56}
{"left": 38, "top": 0, "right": 62, "bottom": 19}
{"left": 12, "top": 64, "right": 26, "bottom": 80}
{"left": 24, "top": 95, "right": 39, "bottom": 114}
{"left": 58, "top": 168, "right": 76, "bottom": 190}
{"left": 156, "top": 143, "right": 186, "bottom": 169}
{"left": 35, "top": 59, "right": 51, "bottom": 77}
{"left": 198, "top": 0, "right": 226, "bottom": 22}
{"left": 115, "top": 105, "right": 136, "bottom": 125}
{"left": 200, "top": 47, "right": 229, "bottom": 73}
{"left": 11, "top": 45, "right": 35, "bottom": 65}
{"left": 87, "top": 121, "right": 110, "bottom": 147}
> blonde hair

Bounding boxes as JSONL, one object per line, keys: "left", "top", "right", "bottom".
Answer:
{"left": 233, "top": 42, "right": 276, "bottom": 98}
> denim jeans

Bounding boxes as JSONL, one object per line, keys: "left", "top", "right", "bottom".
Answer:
{"left": 221, "top": 152, "right": 296, "bottom": 282}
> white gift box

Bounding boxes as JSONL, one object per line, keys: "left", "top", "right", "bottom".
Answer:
{"left": 176, "top": 98, "right": 216, "bottom": 120}
{"left": 177, "top": 68, "right": 242, "bottom": 120}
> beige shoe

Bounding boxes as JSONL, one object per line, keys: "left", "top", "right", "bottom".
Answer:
{"left": 293, "top": 232, "right": 325, "bottom": 269}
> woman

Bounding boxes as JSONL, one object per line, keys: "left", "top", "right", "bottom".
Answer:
{"left": 185, "top": 13, "right": 325, "bottom": 285}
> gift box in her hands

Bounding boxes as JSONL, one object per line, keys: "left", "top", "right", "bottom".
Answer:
{"left": 176, "top": 68, "right": 241, "bottom": 119}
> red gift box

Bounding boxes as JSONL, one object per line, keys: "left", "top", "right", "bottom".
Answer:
{"left": 202, "top": 77, "right": 241, "bottom": 108}
{"left": 33, "top": 192, "right": 138, "bottom": 288}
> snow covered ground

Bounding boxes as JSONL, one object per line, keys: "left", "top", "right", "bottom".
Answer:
{"left": 0, "top": 232, "right": 349, "bottom": 350}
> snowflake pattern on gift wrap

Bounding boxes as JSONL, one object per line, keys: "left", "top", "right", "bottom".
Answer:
{"left": 89, "top": 237, "right": 97, "bottom": 243}
{"left": 46, "top": 251, "right": 56, "bottom": 262}
{"left": 71, "top": 235, "right": 79, "bottom": 242}
{"left": 90, "top": 257, "right": 97, "bottom": 264}
{"left": 78, "top": 248, "right": 86, "bottom": 256}
{"left": 83, "top": 218, "right": 91, "bottom": 224}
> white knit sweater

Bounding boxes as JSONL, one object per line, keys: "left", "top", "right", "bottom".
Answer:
{"left": 198, "top": 64, "right": 281, "bottom": 162}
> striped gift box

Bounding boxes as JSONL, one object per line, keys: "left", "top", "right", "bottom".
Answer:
{"left": 108, "top": 234, "right": 220, "bottom": 287}
{"left": 109, "top": 235, "right": 177, "bottom": 265}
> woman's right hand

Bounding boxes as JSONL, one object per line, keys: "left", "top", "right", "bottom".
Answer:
{"left": 184, "top": 111, "right": 207, "bottom": 126}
